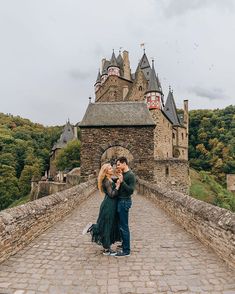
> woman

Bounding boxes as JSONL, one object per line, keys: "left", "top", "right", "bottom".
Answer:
{"left": 82, "top": 163, "right": 122, "bottom": 255}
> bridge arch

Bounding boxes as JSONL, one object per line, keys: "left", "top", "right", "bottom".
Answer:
{"left": 80, "top": 127, "right": 155, "bottom": 181}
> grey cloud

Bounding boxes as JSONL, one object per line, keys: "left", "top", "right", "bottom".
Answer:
{"left": 189, "top": 86, "right": 228, "bottom": 100}
{"left": 161, "top": 0, "right": 234, "bottom": 17}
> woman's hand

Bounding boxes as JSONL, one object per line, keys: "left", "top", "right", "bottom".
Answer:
{"left": 116, "top": 179, "right": 121, "bottom": 190}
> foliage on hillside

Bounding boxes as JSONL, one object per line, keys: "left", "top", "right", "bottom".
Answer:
{"left": 189, "top": 105, "right": 235, "bottom": 184}
{"left": 0, "top": 113, "right": 62, "bottom": 210}
{"left": 55, "top": 140, "right": 80, "bottom": 171}
{"left": 190, "top": 169, "right": 235, "bottom": 212}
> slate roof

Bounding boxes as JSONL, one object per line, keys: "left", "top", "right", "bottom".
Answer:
{"left": 146, "top": 61, "right": 161, "bottom": 93}
{"left": 79, "top": 102, "right": 156, "bottom": 127}
{"left": 109, "top": 52, "right": 118, "bottom": 67}
{"left": 95, "top": 70, "right": 101, "bottom": 84}
{"left": 138, "top": 52, "right": 151, "bottom": 80}
{"left": 101, "top": 60, "right": 110, "bottom": 75}
{"left": 163, "top": 90, "right": 181, "bottom": 126}
{"left": 52, "top": 121, "right": 75, "bottom": 150}
{"left": 117, "top": 53, "right": 123, "bottom": 68}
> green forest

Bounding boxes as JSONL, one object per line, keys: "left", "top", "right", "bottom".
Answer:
{"left": 0, "top": 105, "right": 234, "bottom": 211}
{"left": 0, "top": 113, "right": 62, "bottom": 210}
{"left": 189, "top": 105, "right": 235, "bottom": 185}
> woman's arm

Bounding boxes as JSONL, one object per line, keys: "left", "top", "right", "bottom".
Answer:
{"left": 103, "top": 178, "right": 119, "bottom": 198}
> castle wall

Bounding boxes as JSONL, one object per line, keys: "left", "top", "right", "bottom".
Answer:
{"left": 95, "top": 75, "right": 132, "bottom": 102}
{"left": 126, "top": 69, "right": 148, "bottom": 102}
{"left": 80, "top": 126, "right": 155, "bottom": 181}
{"left": 150, "top": 109, "right": 173, "bottom": 159}
{"left": 0, "top": 178, "right": 97, "bottom": 263}
{"left": 136, "top": 178, "right": 235, "bottom": 268}
{"left": 173, "top": 126, "right": 188, "bottom": 160}
{"left": 154, "top": 159, "right": 189, "bottom": 194}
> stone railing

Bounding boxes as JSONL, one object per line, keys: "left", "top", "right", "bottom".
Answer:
{"left": 137, "top": 178, "right": 235, "bottom": 268}
{"left": 0, "top": 178, "right": 97, "bottom": 264}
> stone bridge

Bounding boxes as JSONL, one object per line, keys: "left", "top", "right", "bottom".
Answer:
{"left": 0, "top": 178, "right": 234, "bottom": 294}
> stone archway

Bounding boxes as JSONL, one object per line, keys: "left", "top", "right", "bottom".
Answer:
{"left": 101, "top": 146, "right": 134, "bottom": 167}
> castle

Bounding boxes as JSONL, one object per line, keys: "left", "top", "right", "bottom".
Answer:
{"left": 79, "top": 50, "right": 189, "bottom": 193}
{"left": 49, "top": 120, "right": 78, "bottom": 179}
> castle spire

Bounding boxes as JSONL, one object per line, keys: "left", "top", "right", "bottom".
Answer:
{"left": 146, "top": 60, "right": 161, "bottom": 94}
{"left": 95, "top": 70, "right": 101, "bottom": 85}
{"left": 137, "top": 51, "right": 151, "bottom": 81}
{"left": 163, "top": 89, "right": 181, "bottom": 126}
{"left": 145, "top": 59, "right": 162, "bottom": 110}
{"left": 94, "top": 70, "right": 101, "bottom": 92}
{"left": 108, "top": 50, "right": 120, "bottom": 76}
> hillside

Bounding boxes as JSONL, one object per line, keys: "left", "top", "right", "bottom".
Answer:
{"left": 0, "top": 113, "right": 62, "bottom": 210}
{"left": 190, "top": 169, "right": 235, "bottom": 212}
{"left": 189, "top": 105, "right": 235, "bottom": 185}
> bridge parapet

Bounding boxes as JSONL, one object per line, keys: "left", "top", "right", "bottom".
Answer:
{"left": 137, "top": 177, "right": 235, "bottom": 268}
{"left": 0, "top": 178, "right": 97, "bottom": 264}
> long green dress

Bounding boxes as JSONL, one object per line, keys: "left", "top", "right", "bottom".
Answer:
{"left": 91, "top": 177, "right": 121, "bottom": 249}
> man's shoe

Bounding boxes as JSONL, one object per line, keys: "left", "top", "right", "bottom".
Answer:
{"left": 115, "top": 251, "right": 130, "bottom": 257}
{"left": 103, "top": 249, "right": 117, "bottom": 256}
{"left": 82, "top": 222, "right": 93, "bottom": 235}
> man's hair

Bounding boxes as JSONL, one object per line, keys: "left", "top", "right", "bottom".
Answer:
{"left": 116, "top": 156, "right": 128, "bottom": 165}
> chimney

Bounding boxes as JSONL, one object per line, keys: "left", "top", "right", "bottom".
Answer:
{"left": 123, "top": 51, "right": 131, "bottom": 80}
{"left": 183, "top": 99, "right": 189, "bottom": 135}
{"left": 73, "top": 126, "right": 78, "bottom": 139}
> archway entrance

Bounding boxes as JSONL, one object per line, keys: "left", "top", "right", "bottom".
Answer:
{"left": 101, "top": 146, "right": 134, "bottom": 168}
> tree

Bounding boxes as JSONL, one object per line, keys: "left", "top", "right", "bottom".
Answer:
{"left": 0, "top": 164, "right": 19, "bottom": 210}
{"left": 56, "top": 140, "right": 80, "bottom": 171}
{"left": 18, "top": 163, "right": 42, "bottom": 197}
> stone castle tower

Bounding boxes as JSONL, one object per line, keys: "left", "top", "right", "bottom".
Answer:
{"left": 49, "top": 120, "right": 78, "bottom": 179}
{"left": 79, "top": 49, "right": 189, "bottom": 193}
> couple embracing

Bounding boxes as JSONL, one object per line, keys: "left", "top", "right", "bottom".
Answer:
{"left": 83, "top": 157, "right": 136, "bottom": 257}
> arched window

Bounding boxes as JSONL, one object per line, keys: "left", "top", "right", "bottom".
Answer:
{"left": 139, "top": 86, "right": 143, "bottom": 91}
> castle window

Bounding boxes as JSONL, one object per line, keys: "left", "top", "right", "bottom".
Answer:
{"left": 182, "top": 133, "right": 184, "bottom": 140}
{"left": 173, "top": 133, "right": 175, "bottom": 139}
{"left": 139, "top": 86, "right": 143, "bottom": 91}
{"left": 182, "top": 150, "right": 184, "bottom": 155}
{"left": 167, "top": 152, "right": 168, "bottom": 157}
{"left": 165, "top": 166, "right": 169, "bottom": 177}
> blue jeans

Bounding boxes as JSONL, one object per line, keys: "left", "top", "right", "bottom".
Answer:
{"left": 117, "top": 199, "right": 132, "bottom": 254}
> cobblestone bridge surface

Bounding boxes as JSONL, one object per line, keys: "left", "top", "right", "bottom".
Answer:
{"left": 0, "top": 191, "right": 234, "bottom": 294}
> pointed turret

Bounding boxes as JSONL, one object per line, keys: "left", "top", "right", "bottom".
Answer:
{"left": 101, "top": 59, "right": 109, "bottom": 84}
{"left": 164, "top": 88, "right": 181, "bottom": 126}
{"left": 108, "top": 50, "right": 120, "bottom": 76}
{"left": 117, "top": 52, "right": 123, "bottom": 68}
{"left": 145, "top": 60, "right": 162, "bottom": 110}
{"left": 137, "top": 52, "right": 151, "bottom": 80}
{"left": 146, "top": 60, "right": 161, "bottom": 94}
{"left": 94, "top": 70, "right": 101, "bottom": 92}
{"left": 52, "top": 120, "right": 75, "bottom": 151}
{"left": 117, "top": 52, "right": 124, "bottom": 77}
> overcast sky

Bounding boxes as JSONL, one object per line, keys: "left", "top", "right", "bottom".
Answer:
{"left": 0, "top": 0, "right": 234, "bottom": 126}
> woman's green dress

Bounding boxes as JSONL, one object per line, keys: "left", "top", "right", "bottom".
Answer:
{"left": 91, "top": 177, "right": 121, "bottom": 249}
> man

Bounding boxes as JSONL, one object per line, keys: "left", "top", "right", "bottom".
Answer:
{"left": 115, "top": 156, "right": 136, "bottom": 257}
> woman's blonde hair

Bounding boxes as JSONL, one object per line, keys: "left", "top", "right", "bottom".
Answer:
{"left": 98, "top": 163, "right": 111, "bottom": 194}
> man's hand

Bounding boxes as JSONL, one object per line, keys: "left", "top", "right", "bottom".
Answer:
{"left": 118, "top": 174, "right": 123, "bottom": 183}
